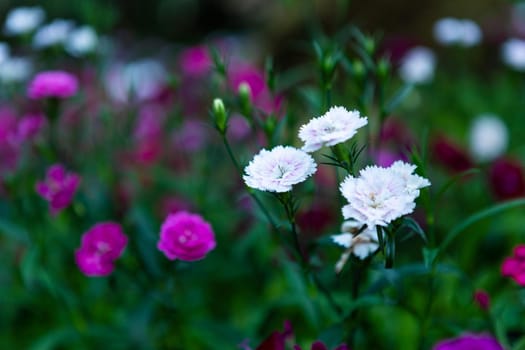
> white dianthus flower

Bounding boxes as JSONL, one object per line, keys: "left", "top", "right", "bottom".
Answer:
{"left": 469, "top": 114, "right": 508, "bottom": 162}
{"left": 33, "top": 19, "right": 74, "bottom": 49}
{"left": 333, "top": 220, "right": 379, "bottom": 259}
{"left": 433, "top": 18, "right": 482, "bottom": 47}
{"left": 501, "top": 38, "right": 525, "bottom": 71}
{"left": 340, "top": 162, "right": 430, "bottom": 228}
{"left": 399, "top": 47, "right": 436, "bottom": 84}
{"left": 0, "top": 57, "right": 33, "bottom": 83}
{"left": 65, "top": 26, "right": 98, "bottom": 57}
{"left": 298, "top": 106, "right": 368, "bottom": 152}
{"left": 4, "top": 6, "right": 45, "bottom": 36}
{"left": 243, "top": 145, "right": 317, "bottom": 192}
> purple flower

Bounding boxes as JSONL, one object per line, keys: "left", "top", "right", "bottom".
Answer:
{"left": 179, "top": 45, "right": 213, "bottom": 77}
{"left": 28, "top": 70, "right": 78, "bottom": 99}
{"left": 489, "top": 158, "right": 525, "bottom": 200}
{"left": 36, "top": 164, "right": 80, "bottom": 215}
{"left": 473, "top": 289, "right": 490, "bottom": 311}
{"left": 157, "top": 211, "right": 216, "bottom": 261}
{"left": 432, "top": 136, "right": 473, "bottom": 173}
{"left": 17, "top": 112, "right": 45, "bottom": 140}
{"left": 75, "top": 222, "right": 128, "bottom": 277}
{"left": 255, "top": 321, "right": 293, "bottom": 350}
{"left": 433, "top": 334, "right": 503, "bottom": 350}
{"left": 502, "top": 244, "right": 525, "bottom": 285}
{"left": 0, "top": 107, "right": 20, "bottom": 173}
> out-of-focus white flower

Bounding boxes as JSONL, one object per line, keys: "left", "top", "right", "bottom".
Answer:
{"left": 433, "top": 18, "right": 482, "bottom": 47}
{"left": 33, "top": 19, "right": 74, "bottom": 49}
{"left": 469, "top": 114, "right": 508, "bottom": 162}
{"left": 340, "top": 161, "right": 430, "bottom": 228}
{"left": 243, "top": 145, "right": 317, "bottom": 192}
{"left": 0, "top": 43, "right": 10, "bottom": 64}
{"left": 104, "top": 59, "right": 167, "bottom": 103}
{"left": 399, "top": 47, "right": 436, "bottom": 84}
{"left": 0, "top": 57, "right": 33, "bottom": 83}
{"left": 4, "top": 6, "right": 45, "bottom": 35}
{"left": 298, "top": 106, "right": 368, "bottom": 152}
{"left": 333, "top": 220, "right": 379, "bottom": 260}
{"left": 501, "top": 38, "right": 525, "bottom": 71}
{"left": 65, "top": 26, "right": 98, "bottom": 57}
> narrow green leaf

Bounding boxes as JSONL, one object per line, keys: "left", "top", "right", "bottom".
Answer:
{"left": 438, "top": 198, "right": 525, "bottom": 260}
{"left": 384, "top": 84, "right": 413, "bottom": 114}
{"left": 436, "top": 168, "right": 480, "bottom": 199}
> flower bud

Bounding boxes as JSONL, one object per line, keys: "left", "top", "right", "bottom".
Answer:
{"left": 377, "top": 57, "right": 391, "bottom": 81}
{"left": 212, "top": 98, "right": 228, "bottom": 134}
{"left": 238, "top": 82, "right": 252, "bottom": 117}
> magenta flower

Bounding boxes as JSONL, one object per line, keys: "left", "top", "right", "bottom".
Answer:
{"left": 294, "top": 342, "right": 349, "bottom": 350}
{"left": 179, "top": 45, "right": 213, "bottom": 77}
{"left": 432, "top": 136, "right": 473, "bottom": 173}
{"left": 489, "top": 158, "right": 525, "bottom": 200}
{"left": 75, "top": 222, "right": 128, "bottom": 277}
{"left": 0, "top": 107, "right": 20, "bottom": 173}
{"left": 473, "top": 289, "right": 490, "bottom": 311}
{"left": 433, "top": 334, "right": 503, "bottom": 350}
{"left": 36, "top": 164, "right": 80, "bottom": 215}
{"left": 502, "top": 244, "right": 525, "bottom": 285}
{"left": 157, "top": 211, "right": 216, "bottom": 261}
{"left": 17, "top": 112, "right": 45, "bottom": 140}
{"left": 28, "top": 70, "right": 78, "bottom": 99}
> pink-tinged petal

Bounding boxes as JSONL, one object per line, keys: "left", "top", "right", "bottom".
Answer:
{"left": 514, "top": 272, "right": 525, "bottom": 286}
{"left": 514, "top": 245, "right": 525, "bottom": 260}
{"left": 311, "top": 341, "right": 328, "bottom": 350}
{"left": 501, "top": 257, "right": 519, "bottom": 276}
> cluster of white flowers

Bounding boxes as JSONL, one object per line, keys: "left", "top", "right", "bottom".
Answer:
{"left": 298, "top": 106, "right": 368, "bottom": 152}
{"left": 243, "top": 146, "right": 317, "bottom": 193}
{"left": 242, "top": 106, "right": 430, "bottom": 263}
{"left": 399, "top": 47, "right": 436, "bottom": 84}
{"left": 340, "top": 161, "right": 430, "bottom": 228}
{"left": 3, "top": 6, "right": 99, "bottom": 57}
{"left": 501, "top": 38, "right": 525, "bottom": 71}
{"left": 433, "top": 17, "right": 482, "bottom": 47}
{"left": 469, "top": 114, "right": 508, "bottom": 162}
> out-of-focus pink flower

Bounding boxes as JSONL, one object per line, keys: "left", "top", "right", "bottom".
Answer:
{"left": 473, "top": 289, "right": 490, "bottom": 311}
{"left": 432, "top": 333, "right": 503, "bottom": 350}
{"left": 297, "top": 202, "right": 336, "bottom": 238}
{"left": 179, "top": 45, "right": 213, "bottom": 77}
{"left": 75, "top": 222, "right": 128, "bottom": 277}
{"left": 375, "top": 148, "right": 404, "bottom": 167}
{"left": 228, "top": 63, "right": 283, "bottom": 116}
{"left": 255, "top": 321, "right": 293, "bottom": 350}
{"left": 35, "top": 164, "right": 80, "bottom": 215}
{"left": 159, "top": 196, "right": 193, "bottom": 217}
{"left": 502, "top": 244, "right": 525, "bottom": 285}
{"left": 227, "top": 114, "right": 251, "bottom": 141}
{"left": 294, "top": 341, "right": 349, "bottom": 350}
{"left": 431, "top": 136, "right": 473, "bottom": 173}
{"left": 17, "top": 112, "right": 45, "bottom": 140}
{"left": 157, "top": 211, "right": 216, "bottom": 261}
{"left": 172, "top": 120, "right": 208, "bottom": 153}
{"left": 489, "top": 158, "right": 525, "bottom": 200}
{"left": 27, "top": 70, "right": 78, "bottom": 99}
{"left": 131, "top": 105, "right": 165, "bottom": 165}
{"left": 0, "top": 107, "right": 21, "bottom": 172}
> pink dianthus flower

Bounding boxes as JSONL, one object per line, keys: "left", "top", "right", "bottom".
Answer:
{"left": 502, "top": 244, "right": 525, "bottom": 285}
{"left": 75, "top": 222, "right": 128, "bottom": 277}
{"left": 28, "top": 70, "right": 78, "bottom": 99}
{"left": 157, "top": 211, "right": 216, "bottom": 261}
{"left": 36, "top": 164, "right": 80, "bottom": 214}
